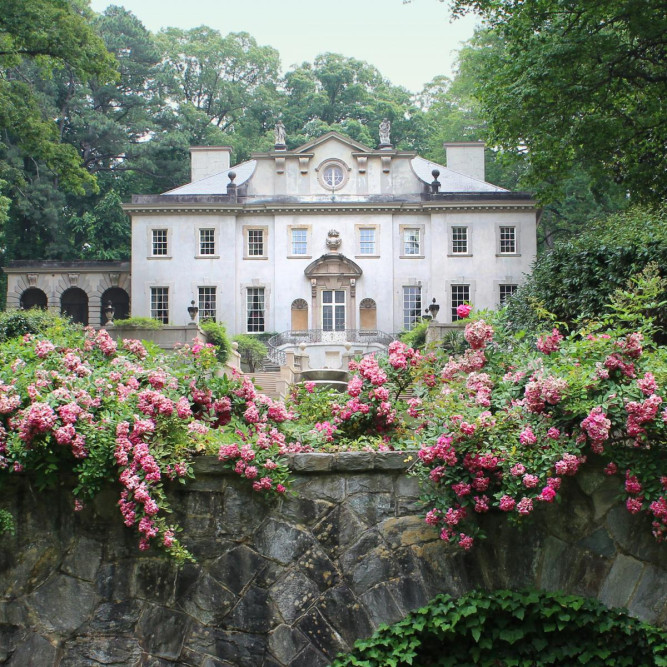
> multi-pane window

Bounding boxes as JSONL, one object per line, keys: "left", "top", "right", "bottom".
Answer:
{"left": 359, "top": 228, "right": 376, "bottom": 255}
{"left": 291, "top": 228, "right": 307, "bottom": 255}
{"left": 499, "top": 226, "right": 517, "bottom": 254}
{"left": 403, "top": 286, "right": 422, "bottom": 330}
{"left": 150, "top": 287, "right": 169, "bottom": 323}
{"left": 451, "top": 284, "right": 470, "bottom": 321}
{"left": 248, "top": 229, "right": 264, "bottom": 257}
{"left": 451, "top": 226, "right": 468, "bottom": 254}
{"left": 198, "top": 287, "right": 217, "bottom": 321}
{"left": 247, "top": 288, "right": 265, "bottom": 332}
{"left": 199, "top": 229, "right": 215, "bottom": 255}
{"left": 404, "top": 228, "right": 421, "bottom": 255}
{"left": 322, "top": 290, "right": 345, "bottom": 332}
{"left": 499, "top": 284, "right": 517, "bottom": 306}
{"left": 152, "top": 229, "right": 168, "bottom": 256}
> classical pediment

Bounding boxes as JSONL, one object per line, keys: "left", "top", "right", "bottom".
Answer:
{"left": 304, "top": 253, "right": 363, "bottom": 279}
{"left": 294, "top": 132, "right": 374, "bottom": 155}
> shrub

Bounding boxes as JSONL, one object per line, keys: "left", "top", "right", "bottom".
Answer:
{"left": 411, "top": 270, "right": 667, "bottom": 550}
{"left": 199, "top": 319, "right": 231, "bottom": 364}
{"left": 0, "top": 327, "right": 295, "bottom": 562}
{"left": 112, "top": 316, "right": 164, "bottom": 330}
{"left": 505, "top": 205, "right": 667, "bottom": 337}
{"left": 399, "top": 320, "right": 429, "bottom": 349}
{"left": 0, "top": 309, "right": 70, "bottom": 342}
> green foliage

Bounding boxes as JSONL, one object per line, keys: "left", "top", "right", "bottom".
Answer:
{"left": 418, "top": 30, "right": 627, "bottom": 249}
{"left": 445, "top": 1, "right": 667, "bottom": 204}
{"left": 282, "top": 53, "right": 427, "bottom": 152}
{"left": 232, "top": 334, "right": 268, "bottom": 372}
{"left": 0, "top": 309, "right": 70, "bottom": 342}
{"left": 333, "top": 589, "right": 667, "bottom": 666}
{"left": 199, "top": 319, "right": 231, "bottom": 364}
{"left": 67, "top": 192, "right": 131, "bottom": 260}
{"left": 439, "top": 327, "right": 467, "bottom": 356}
{"left": 155, "top": 26, "right": 281, "bottom": 161}
{"left": 505, "top": 206, "right": 667, "bottom": 334}
{"left": 112, "top": 317, "right": 163, "bottom": 330}
{"left": 0, "top": 0, "right": 118, "bottom": 195}
{"left": 0, "top": 508, "right": 14, "bottom": 536}
{"left": 399, "top": 320, "right": 429, "bottom": 350}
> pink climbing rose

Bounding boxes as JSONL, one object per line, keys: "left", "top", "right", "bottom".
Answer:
{"left": 456, "top": 303, "right": 472, "bottom": 319}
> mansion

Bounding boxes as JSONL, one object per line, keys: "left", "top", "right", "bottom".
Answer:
{"left": 4, "top": 130, "right": 537, "bottom": 338}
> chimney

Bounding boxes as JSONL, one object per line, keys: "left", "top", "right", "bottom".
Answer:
{"left": 189, "top": 146, "right": 232, "bottom": 182}
{"left": 444, "top": 142, "right": 486, "bottom": 182}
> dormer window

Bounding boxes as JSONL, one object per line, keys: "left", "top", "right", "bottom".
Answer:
{"left": 318, "top": 159, "right": 349, "bottom": 190}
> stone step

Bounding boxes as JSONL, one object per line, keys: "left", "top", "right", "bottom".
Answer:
{"left": 261, "top": 356, "right": 281, "bottom": 372}
{"left": 248, "top": 371, "right": 280, "bottom": 399}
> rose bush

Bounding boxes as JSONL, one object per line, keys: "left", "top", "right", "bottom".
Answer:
{"left": 0, "top": 266, "right": 664, "bottom": 559}
{"left": 0, "top": 319, "right": 296, "bottom": 561}
{"left": 282, "top": 340, "right": 428, "bottom": 450}
{"left": 411, "top": 267, "right": 667, "bottom": 550}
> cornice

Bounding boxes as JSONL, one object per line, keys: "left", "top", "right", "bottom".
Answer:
{"left": 122, "top": 200, "right": 536, "bottom": 216}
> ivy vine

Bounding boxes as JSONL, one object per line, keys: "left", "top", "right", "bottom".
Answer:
{"left": 332, "top": 589, "right": 667, "bottom": 667}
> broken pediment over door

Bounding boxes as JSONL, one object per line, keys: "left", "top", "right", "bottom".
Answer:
{"left": 304, "top": 253, "right": 362, "bottom": 283}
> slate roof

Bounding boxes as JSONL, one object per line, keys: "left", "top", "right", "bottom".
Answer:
{"left": 410, "top": 156, "right": 508, "bottom": 193}
{"left": 163, "top": 160, "right": 256, "bottom": 195}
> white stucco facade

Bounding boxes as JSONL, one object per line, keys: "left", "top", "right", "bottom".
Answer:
{"left": 125, "top": 132, "right": 537, "bottom": 336}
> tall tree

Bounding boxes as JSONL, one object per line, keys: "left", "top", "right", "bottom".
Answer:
{"left": 1, "top": 4, "right": 168, "bottom": 261}
{"left": 444, "top": 0, "right": 667, "bottom": 204}
{"left": 282, "top": 53, "right": 427, "bottom": 151}
{"left": 419, "top": 27, "right": 629, "bottom": 249}
{"left": 0, "top": 0, "right": 117, "bottom": 195}
{"left": 155, "top": 27, "right": 282, "bottom": 161}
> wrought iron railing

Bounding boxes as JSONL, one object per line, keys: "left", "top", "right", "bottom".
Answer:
{"left": 266, "top": 329, "right": 396, "bottom": 366}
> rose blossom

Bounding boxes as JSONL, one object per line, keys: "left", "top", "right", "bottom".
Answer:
{"left": 516, "top": 497, "right": 533, "bottom": 515}
{"left": 458, "top": 534, "right": 474, "bottom": 550}
{"left": 536, "top": 328, "right": 563, "bottom": 355}
{"left": 539, "top": 486, "right": 557, "bottom": 503}
{"left": 456, "top": 303, "right": 472, "bottom": 319}
{"left": 519, "top": 426, "right": 537, "bottom": 446}
{"left": 499, "top": 495, "right": 516, "bottom": 512}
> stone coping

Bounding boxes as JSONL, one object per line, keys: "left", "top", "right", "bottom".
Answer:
{"left": 193, "top": 450, "right": 416, "bottom": 475}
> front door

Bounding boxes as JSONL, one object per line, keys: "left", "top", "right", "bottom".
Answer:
{"left": 322, "top": 290, "right": 345, "bottom": 333}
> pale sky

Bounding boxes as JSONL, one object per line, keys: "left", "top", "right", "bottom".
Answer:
{"left": 88, "top": 0, "right": 480, "bottom": 93}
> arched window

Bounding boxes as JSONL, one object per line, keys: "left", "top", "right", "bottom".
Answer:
{"left": 20, "top": 288, "right": 47, "bottom": 310}
{"left": 61, "top": 287, "right": 89, "bottom": 326}
{"left": 100, "top": 287, "right": 130, "bottom": 326}
{"left": 291, "top": 298, "right": 308, "bottom": 332}
{"left": 359, "top": 298, "right": 377, "bottom": 331}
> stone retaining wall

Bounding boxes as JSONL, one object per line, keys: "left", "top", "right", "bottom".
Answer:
{"left": 0, "top": 453, "right": 665, "bottom": 666}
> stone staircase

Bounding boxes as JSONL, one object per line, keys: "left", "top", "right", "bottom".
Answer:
{"left": 261, "top": 357, "right": 281, "bottom": 372}
{"left": 248, "top": 371, "right": 281, "bottom": 399}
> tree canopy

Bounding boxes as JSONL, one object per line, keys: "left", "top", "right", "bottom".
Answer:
{"left": 445, "top": 0, "right": 667, "bottom": 205}
{"left": 0, "top": 0, "right": 118, "bottom": 195}
{"left": 0, "top": 0, "right": 660, "bottom": 274}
